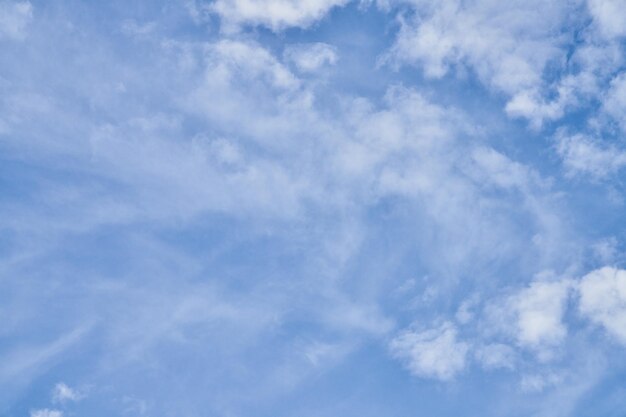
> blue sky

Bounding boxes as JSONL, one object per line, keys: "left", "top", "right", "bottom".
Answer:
{"left": 1, "top": 0, "right": 626, "bottom": 416}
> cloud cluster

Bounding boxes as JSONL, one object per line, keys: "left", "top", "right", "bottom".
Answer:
{"left": 390, "top": 322, "right": 469, "bottom": 380}
{"left": 384, "top": 0, "right": 625, "bottom": 130}
{"left": 385, "top": 0, "right": 572, "bottom": 122}
{"left": 392, "top": 267, "right": 626, "bottom": 382}
{"left": 207, "top": 0, "right": 350, "bottom": 31}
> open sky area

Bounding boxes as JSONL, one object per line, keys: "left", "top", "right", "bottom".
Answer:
{"left": 1, "top": 1, "right": 626, "bottom": 416}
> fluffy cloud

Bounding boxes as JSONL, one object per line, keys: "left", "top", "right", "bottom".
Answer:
{"left": 385, "top": 0, "right": 568, "bottom": 91}
{"left": 390, "top": 322, "right": 469, "bottom": 380}
{"left": 587, "top": 0, "right": 626, "bottom": 38}
{"left": 208, "top": 0, "right": 349, "bottom": 31}
{"left": 511, "top": 280, "right": 571, "bottom": 356}
{"left": 0, "top": 1, "right": 32, "bottom": 40}
{"left": 578, "top": 267, "right": 626, "bottom": 343}
{"left": 383, "top": 0, "right": 625, "bottom": 128}
{"left": 556, "top": 132, "right": 626, "bottom": 179}
{"left": 479, "top": 278, "right": 572, "bottom": 362}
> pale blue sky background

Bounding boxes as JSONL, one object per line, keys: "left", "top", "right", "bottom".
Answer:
{"left": 1, "top": 1, "right": 626, "bottom": 416}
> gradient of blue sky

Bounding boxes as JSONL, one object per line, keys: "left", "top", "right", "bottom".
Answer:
{"left": 1, "top": 1, "right": 626, "bottom": 416}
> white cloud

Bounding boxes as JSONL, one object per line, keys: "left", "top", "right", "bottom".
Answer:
{"left": 0, "top": 1, "right": 32, "bottom": 40}
{"left": 555, "top": 133, "right": 626, "bottom": 179}
{"left": 385, "top": 0, "right": 567, "bottom": 92}
{"left": 30, "top": 409, "right": 63, "bottom": 417}
{"left": 511, "top": 280, "right": 572, "bottom": 357}
{"left": 284, "top": 42, "right": 338, "bottom": 73}
{"left": 587, "top": 0, "right": 626, "bottom": 38}
{"left": 578, "top": 267, "right": 626, "bottom": 343}
{"left": 52, "top": 382, "right": 82, "bottom": 403}
{"left": 390, "top": 322, "right": 469, "bottom": 380}
{"left": 208, "top": 0, "right": 349, "bottom": 31}
{"left": 383, "top": 0, "right": 625, "bottom": 128}
{"left": 504, "top": 87, "right": 573, "bottom": 129}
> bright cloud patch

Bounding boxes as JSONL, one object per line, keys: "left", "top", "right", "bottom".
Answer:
{"left": 587, "top": 0, "right": 626, "bottom": 38}
{"left": 386, "top": 0, "right": 567, "bottom": 90}
{"left": 386, "top": 0, "right": 625, "bottom": 129}
{"left": 390, "top": 322, "right": 469, "bottom": 380}
{"left": 579, "top": 267, "right": 626, "bottom": 343}
{"left": 511, "top": 280, "right": 571, "bottom": 357}
{"left": 556, "top": 133, "right": 626, "bottom": 179}
{"left": 209, "top": 0, "right": 349, "bottom": 30}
